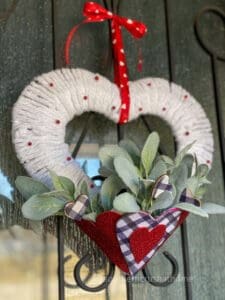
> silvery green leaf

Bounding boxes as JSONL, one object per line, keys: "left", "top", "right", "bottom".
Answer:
{"left": 15, "top": 176, "right": 49, "bottom": 200}
{"left": 77, "top": 181, "right": 89, "bottom": 196}
{"left": 141, "top": 132, "right": 160, "bottom": 177}
{"left": 171, "top": 184, "right": 177, "bottom": 199}
{"left": 170, "top": 164, "right": 188, "bottom": 202}
{"left": 136, "top": 179, "right": 146, "bottom": 204}
{"left": 82, "top": 212, "right": 97, "bottom": 221}
{"left": 195, "top": 186, "right": 207, "bottom": 199}
{"left": 186, "top": 177, "right": 199, "bottom": 196}
{"left": 98, "top": 166, "right": 114, "bottom": 177}
{"left": 175, "top": 202, "right": 208, "bottom": 217}
{"left": 100, "top": 175, "right": 124, "bottom": 210}
{"left": 196, "top": 164, "right": 209, "bottom": 178}
{"left": 151, "top": 191, "right": 174, "bottom": 212}
{"left": 113, "top": 192, "right": 140, "bottom": 213}
{"left": 90, "top": 194, "right": 103, "bottom": 214}
{"left": 119, "top": 139, "right": 140, "bottom": 166}
{"left": 50, "top": 171, "right": 75, "bottom": 197}
{"left": 182, "top": 154, "right": 194, "bottom": 177}
{"left": 99, "top": 145, "right": 132, "bottom": 170}
{"left": 22, "top": 195, "right": 66, "bottom": 220}
{"left": 201, "top": 203, "right": 225, "bottom": 214}
{"left": 175, "top": 141, "right": 195, "bottom": 167}
{"left": 160, "top": 155, "right": 174, "bottom": 166}
{"left": 114, "top": 157, "right": 140, "bottom": 195}
{"left": 199, "top": 177, "right": 211, "bottom": 185}
{"left": 140, "top": 178, "right": 154, "bottom": 188}
{"left": 149, "top": 160, "right": 167, "bottom": 181}
{"left": 42, "top": 191, "right": 71, "bottom": 201}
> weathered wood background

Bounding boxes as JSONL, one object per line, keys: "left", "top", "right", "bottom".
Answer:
{"left": 1, "top": 0, "right": 225, "bottom": 299}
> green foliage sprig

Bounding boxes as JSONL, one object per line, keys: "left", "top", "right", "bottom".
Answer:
{"left": 16, "top": 132, "right": 225, "bottom": 222}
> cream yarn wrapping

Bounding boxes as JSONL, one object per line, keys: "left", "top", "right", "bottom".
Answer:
{"left": 12, "top": 68, "right": 214, "bottom": 187}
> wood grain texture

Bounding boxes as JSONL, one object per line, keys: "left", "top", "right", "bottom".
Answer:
{"left": 169, "top": 0, "right": 225, "bottom": 299}
{"left": 1, "top": 0, "right": 225, "bottom": 299}
{"left": 0, "top": 0, "right": 53, "bottom": 227}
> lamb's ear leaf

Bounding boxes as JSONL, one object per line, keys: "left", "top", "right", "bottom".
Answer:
{"left": 175, "top": 141, "right": 195, "bottom": 167}
{"left": 99, "top": 145, "right": 132, "bottom": 170}
{"left": 49, "top": 171, "right": 75, "bottom": 197}
{"left": 151, "top": 191, "right": 174, "bottom": 212}
{"left": 170, "top": 164, "right": 188, "bottom": 202}
{"left": 175, "top": 202, "right": 208, "bottom": 218}
{"left": 182, "top": 154, "right": 194, "bottom": 177}
{"left": 114, "top": 157, "right": 140, "bottom": 195}
{"left": 149, "top": 160, "right": 167, "bottom": 181}
{"left": 186, "top": 177, "right": 199, "bottom": 197}
{"left": 77, "top": 181, "right": 89, "bottom": 197}
{"left": 119, "top": 139, "right": 140, "bottom": 166}
{"left": 201, "top": 203, "right": 225, "bottom": 214}
{"left": 15, "top": 176, "right": 50, "bottom": 200}
{"left": 160, "top": 155, "right": 174, "bottom": 166}
{"left": 98, "top": 166, "right": 114, "bottom": 177}
{"left": 100, "top": 175, "right": 124, "bottom": 210}
{"left": 113, "top": 192, "right": 140, "bottom": 213}
{"left": 196, "top": 164, "right": 209, "bottom": 178}
{"left": 22, "top": 195, "right": 66, "bottom": 221}
{"left": 141, "top": 132, "right": 160, "bottom": 177}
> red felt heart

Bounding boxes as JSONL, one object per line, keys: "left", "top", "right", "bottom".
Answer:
{"left": 76, "top": 211, "right": 129, "bottom": 273}
{"left": 129, "top": 225, "right": 166, "bottom": 263}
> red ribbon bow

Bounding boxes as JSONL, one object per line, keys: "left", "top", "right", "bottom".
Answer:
{"left": 65, "top": 1, "right": 147, "bottom": 124}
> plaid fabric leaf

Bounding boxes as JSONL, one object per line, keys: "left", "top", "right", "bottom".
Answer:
{"left": 180, "top": 189, "right": 201, "bottom": 206}
{"left": 152, "top": 175, "right": 173, "bottom": 199}
{"left": 64, "top": 195, "right": 89, "bottom": 221}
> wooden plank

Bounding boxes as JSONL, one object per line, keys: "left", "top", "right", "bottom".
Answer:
{"left": 169, "top": 0, "right": 225, "bottom": 299}
{"left": 0, "top": 0, "right": 53, "bottom": 227}
{"left": 53, "top": 0, "right": 186, "bottom": 299}
{"left": 122, "top": 1, "right": 186, "bottom": 298}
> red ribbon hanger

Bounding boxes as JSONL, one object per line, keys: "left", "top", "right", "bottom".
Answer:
{"left": 65, "top": 1, "right": 147, "bottom": 124}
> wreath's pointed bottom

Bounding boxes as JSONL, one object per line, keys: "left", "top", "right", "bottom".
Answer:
{"left": 76, "top": 210, "right": 188, "bottom": 275}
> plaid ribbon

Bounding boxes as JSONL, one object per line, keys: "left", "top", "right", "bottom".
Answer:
{"left": 64, "top": 195, "right": 89, "bottom": 221}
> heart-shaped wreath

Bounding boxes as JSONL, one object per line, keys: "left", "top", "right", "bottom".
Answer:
{"left": 12, "top": 1, "right": 225, "bottom": 276}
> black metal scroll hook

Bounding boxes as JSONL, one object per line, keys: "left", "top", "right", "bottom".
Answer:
{"left": 195, "top": 6, "right": 225, "bottom": 61}
{"left": 142, "top": 251, "right": 179, "bottom": 287}
{"left": 63, "top": 255, "right": 93, "bottom": 289}
{"left": 74, "top": 254, "right": 115, "bottom": 292}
